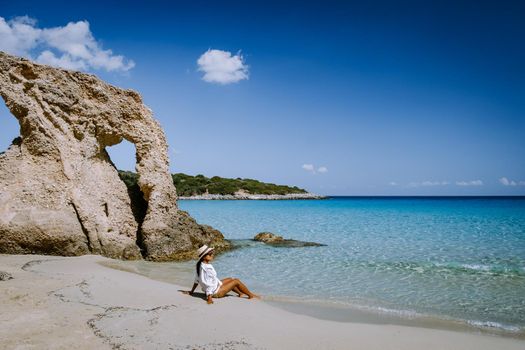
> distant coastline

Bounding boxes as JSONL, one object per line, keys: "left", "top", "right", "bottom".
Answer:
{"left": 178, "top": 192, "right": 327, "bottom": 200}
{"left": 118, "top": 170, "right": 322, "bottom": 200}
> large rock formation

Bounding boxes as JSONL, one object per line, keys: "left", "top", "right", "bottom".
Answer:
{"left": 0, "top": 51, "right": 229, "bottom": 261}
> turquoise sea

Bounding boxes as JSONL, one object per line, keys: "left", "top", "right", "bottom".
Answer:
{"left": 129, "top": 197, "right": 525, "bottom": 335}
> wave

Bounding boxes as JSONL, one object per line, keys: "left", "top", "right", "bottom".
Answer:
{"left": 466, "top": 320, "right": 523, "bottom": 333}
{"left": 362, "top": 260, "right": 525, "bottom": 278}
{"left": 353, "top": 304, "right": 424, "bottom": 319}
{"left": 362, "top": 305, "right": 524, "bottom": 333}
{"left": 434, "top": 261, "right": 525, "bottom": 277}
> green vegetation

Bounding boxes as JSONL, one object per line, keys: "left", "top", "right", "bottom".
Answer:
{"left": 118, "top": 171, "right": 307, "bottom": 196}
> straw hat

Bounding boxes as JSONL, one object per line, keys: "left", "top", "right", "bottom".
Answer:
{"left": 197, "top": 245, "right": 214, "bottom": 260}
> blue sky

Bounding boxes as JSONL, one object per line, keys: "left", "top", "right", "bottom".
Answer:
{"left": 1, "top": 0, "right": 524, "bottom": 195}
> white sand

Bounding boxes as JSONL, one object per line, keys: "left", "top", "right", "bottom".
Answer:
{"left": 1, "top": 254, "right": 523, "bottom": 350}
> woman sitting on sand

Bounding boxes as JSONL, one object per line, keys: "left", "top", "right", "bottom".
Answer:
{"left": 184, "top": 245, "right": 259, "bottom": 304}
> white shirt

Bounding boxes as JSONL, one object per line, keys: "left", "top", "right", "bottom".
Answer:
{"left": 194, "top": 262, "right": 222, "bottom": 296}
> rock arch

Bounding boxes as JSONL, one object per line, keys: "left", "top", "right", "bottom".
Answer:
{"left": 0, "top": 52, "right": 228, "bottom": 260}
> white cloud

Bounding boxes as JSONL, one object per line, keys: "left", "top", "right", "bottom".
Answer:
{"left": 0, "top": 16, "right": 134, "bottom": 72}
{"left": 389, "top": 182, "right": 398, "bottom": 186}
{"left": 456, "top": 180, "right": 483, "bottom": 186}
{"left": 0, "top": 16, "right": 41, "bottom": 56}
{"left": 499, "top": 177, "right": 525, "bottom": 186}
{"left": 36, "top": 50, "right": 87, "bottom": 71}
{"left": 41, "top": 21, "right": 94, "bottom": 59}
{"left": 423, "top": 181, "right": 449, "bottom": 186}
{"left": 302, "top": 164, "right": 327, "bottom": 175}
{"left": 499, "top": 177, "right": 515, "bottom": 186}
{"left": 302, "top": 164, "right": 315, "bottom": 172}
{"left": 408, "top": 181, "right": 449, "bottom": 187}
{"left": 197, "top": 49, "right": 248, "bottom": 84}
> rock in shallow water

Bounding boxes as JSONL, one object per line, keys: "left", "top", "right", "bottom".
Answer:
{"left": 253, "top": 232, "right": 285, "bottom": 243}
{"left": 253, "top": 232, "right": 326, "bottom": 247}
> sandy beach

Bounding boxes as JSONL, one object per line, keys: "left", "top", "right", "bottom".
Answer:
{"left": 1, "top": 254, "right": 523, "bottom": 350}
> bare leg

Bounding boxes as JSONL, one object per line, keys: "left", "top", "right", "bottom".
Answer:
{"left": 221, "top": 277, "right": 243, "bottom": 297}
{"left": 215, "top": 278, "right": 260, "bottom": 299}
{"left": 232, "top": 286, "right": 244, "bottom": 297}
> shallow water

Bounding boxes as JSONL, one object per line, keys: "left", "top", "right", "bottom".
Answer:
{"left": 130, "top": 197, "right": 525, "bottom": 335}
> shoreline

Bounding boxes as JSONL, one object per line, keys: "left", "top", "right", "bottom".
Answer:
{"left": 102, "top": 257, "right": 525, "bottom": 340}
{"left": 177, "top": 194, "right": 525, "bottom": 200}
{"left": 265, "top": 298, "right": 525, "bottom": 340}
{"left": 178, "top": 192, "right": 326, "bottom": 200}
{"left": 2, "top": 254, "right": 524, "bottom": 349}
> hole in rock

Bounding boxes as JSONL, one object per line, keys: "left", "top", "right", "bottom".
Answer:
{"left": 106, "top": 139, "right": 148, "bottom": 255}
{"left": 106, "top": 139, "right": 137, "bottom": 172}
{"left": 0, "top": 101, "right": 22, "bottom": 154}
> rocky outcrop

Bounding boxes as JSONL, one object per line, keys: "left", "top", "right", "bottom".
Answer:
{"left": 253, "top": 232, "right": 286, "bottom": 243}
{"left": 0, "top": 52, "right": 228, "bottom": 260}
{"left": 253, "top": 232, "right": 326, "bottom": 247}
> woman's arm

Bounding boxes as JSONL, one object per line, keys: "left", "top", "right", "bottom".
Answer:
{"left": 182, "top": 283, "right": 198, "bottom": 295}
{"left": 190, "top": 282, "right": 198, "bottom": 295}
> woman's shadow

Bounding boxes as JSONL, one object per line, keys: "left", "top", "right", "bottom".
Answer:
{"left": 178, "top": 289, "right": 237, "bottom": 300}
{"left": 178, "top": 290, "right": 206, "bottom": 300}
